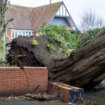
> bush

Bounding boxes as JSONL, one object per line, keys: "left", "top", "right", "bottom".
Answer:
{"left": 78, "top": 28, "right": 101, "bottom": 47}
{"left": 37, "top": 24, "right": 101, "bottom": 55}
{"left": 37, "top": 25, "right": 80, "bottom": 55}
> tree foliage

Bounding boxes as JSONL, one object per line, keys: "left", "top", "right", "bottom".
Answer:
{"left": 37, "top": 24, "right": 102, "bottom": 54}
{"left": 78, "top": 28, "right": 101, "bottom": 47}
{"left": 37, "top": 25, "right": 80, "bottom": 55}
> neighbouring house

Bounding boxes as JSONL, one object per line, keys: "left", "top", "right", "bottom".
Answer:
{"left": 6, "top": 1, "right": 79, "bottom": 44}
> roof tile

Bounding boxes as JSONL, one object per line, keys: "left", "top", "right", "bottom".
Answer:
{"left": 6, "top": 2, "right": 62, "bottom": 30}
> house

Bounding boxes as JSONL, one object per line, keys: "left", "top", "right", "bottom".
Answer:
{"left": 6, "top": 1, "right": 79, "bottom": 43}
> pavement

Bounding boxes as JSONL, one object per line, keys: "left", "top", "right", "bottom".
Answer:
{"left": 0, "top": 100, "right": 69, "bottom": 105}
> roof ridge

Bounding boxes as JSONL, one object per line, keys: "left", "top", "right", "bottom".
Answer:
{"left": 33, "top": 1, "right": 62, "bottom": 9}
{"left": 8, "top": 4, "right": 33, "bottom": 9}
{"left": 8, "top": 1, "right": 63, "bottom": 9}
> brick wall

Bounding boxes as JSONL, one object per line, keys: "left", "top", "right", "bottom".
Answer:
{"left": 0, "top": 67, "right": 48, "bottom": 96}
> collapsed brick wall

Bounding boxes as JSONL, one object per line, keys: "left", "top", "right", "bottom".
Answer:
{"left": 0, "top": 67, "right": 48, "bottom": 96}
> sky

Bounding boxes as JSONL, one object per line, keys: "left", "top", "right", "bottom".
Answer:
{"left": 10, "top": 0, "right": 105, "bottom": 27}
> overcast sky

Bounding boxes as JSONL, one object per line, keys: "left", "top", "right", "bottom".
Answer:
{"left": 10, "top": 0, "right": 105, "bottom": 27}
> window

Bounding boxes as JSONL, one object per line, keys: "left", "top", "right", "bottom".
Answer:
{"left": 26, "top": 32, "right": 29, "bottom": 36}
{"left": 15, "top": 31, "right": 17, "bottom": 37}
{"left": 12, "top": 31, "right": 15, "bottom": 39}
{"left": 23, "top": 32, "right": 25, "bottom": 36}
{"left": 29, "top": 32, "right": 32, "bottom": 36}
{"left": 11, "top": 29, "right": 33, "bottom": 39}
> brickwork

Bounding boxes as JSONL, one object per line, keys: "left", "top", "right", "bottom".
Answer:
{"left": 6, "top": 29, "right": 11, "bottom": 38}
{"left": 49, "top": 82, "right": 84, "bottom": 102}
{"left": 0, "top": 67, "right": 48, "bottom": 96}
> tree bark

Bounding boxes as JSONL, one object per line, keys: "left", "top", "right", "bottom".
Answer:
{"left": 7, "top": 28, "right": 105, "bottom": 89}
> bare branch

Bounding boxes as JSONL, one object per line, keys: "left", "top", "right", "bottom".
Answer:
{"left": 80, "top": 10, "right": 104, "bottom": 31}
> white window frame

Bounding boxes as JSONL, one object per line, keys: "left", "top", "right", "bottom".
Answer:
{"left": 11, "top": 29, "right": 33, "bottom": 39}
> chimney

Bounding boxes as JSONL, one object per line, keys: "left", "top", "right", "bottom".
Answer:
{"left": 50, "top": 0, "right": 51, "bottom": 4}
{"left": 7, "top": 0, "right": 11, "bottom": 5}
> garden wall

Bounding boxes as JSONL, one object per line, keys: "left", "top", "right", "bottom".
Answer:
{"left": 0, "top": 67, "right": 48, "bottom": 96}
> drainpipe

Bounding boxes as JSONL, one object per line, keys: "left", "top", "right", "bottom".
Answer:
{"left": 7, "top": 0, "right": 11, "bottom": 6}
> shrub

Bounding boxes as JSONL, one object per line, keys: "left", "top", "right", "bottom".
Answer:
{"left": 78, "top": 28, "right": 101, "bottom": 47}
{"left": 37, "top": 25, "right": 79, "bottom": 55}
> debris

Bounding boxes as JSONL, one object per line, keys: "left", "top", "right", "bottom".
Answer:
{"left": 49, "top": 82, "right": 84, "bottom": 103}
{"left": 25, "top": 93, "right": 58, "bottom": 101}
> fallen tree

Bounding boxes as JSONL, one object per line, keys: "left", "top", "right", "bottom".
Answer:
{"left": 7, "top": 28, "right": 105, "bottom": 89}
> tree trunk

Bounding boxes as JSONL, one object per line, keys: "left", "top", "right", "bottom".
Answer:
{"left": 0, "top": 0, "right": 13, "bottom": 60}
{"left": 0, "top": 0, "right": 7, "bottom": 60}
{"left": 7, "top": 28, "right": 105, "bottom": 89}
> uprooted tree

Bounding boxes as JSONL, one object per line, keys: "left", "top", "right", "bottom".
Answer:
{"left": 7, "top": 27, "right": 105, "bottom": 89}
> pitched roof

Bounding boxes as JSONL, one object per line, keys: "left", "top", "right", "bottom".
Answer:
{"left": 6, "top": 2, "right": 62, "bottom": 30}
{"left": 31, "top": 2, "right": 62, "bottom": 29}
{"left": 6, "top": 5, "right": 33, "bottom": 30}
